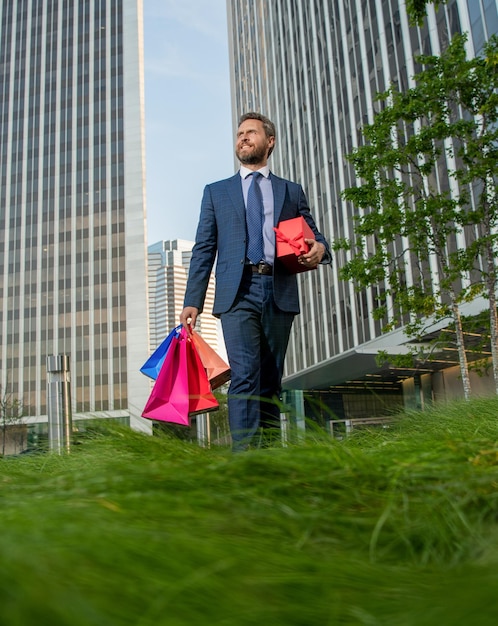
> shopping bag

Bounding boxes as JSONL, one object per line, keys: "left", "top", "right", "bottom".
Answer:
{"left": 273, "top": 216, "right": 316, "bottom": 274}
{"left": 190, "top": 330, "right": 231, "bottom": 390}
{"left": 185, "top": 334, "right": 220, "bottom": 415}
{"left": 140, "top": 325, "right": 181, "bottom": 379}
{"left": 142, "top": 327, "right": 219, "bottom": 425}
{"left": 141, "top": 330, "right": 190, "bottom": 424}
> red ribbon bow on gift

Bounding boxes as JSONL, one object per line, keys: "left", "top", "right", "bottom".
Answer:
{"left": 273, "top": 227, "right": 308, "bottom": 256}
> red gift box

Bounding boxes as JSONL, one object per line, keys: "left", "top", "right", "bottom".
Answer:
{"left": 273, "top": 217, "right": 316, "bottom": 274}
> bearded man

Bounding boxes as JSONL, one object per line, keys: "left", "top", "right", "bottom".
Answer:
{"left": 180, "top": 112, "right": 331, "bottom": 451}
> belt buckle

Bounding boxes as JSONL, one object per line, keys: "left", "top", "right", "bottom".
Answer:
{"left": 257, "top": 262, "right": 271, "bottom": 275}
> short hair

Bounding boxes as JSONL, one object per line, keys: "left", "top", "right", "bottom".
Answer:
{"left": 238, "top": 112, "right": 276, "bottom": 156}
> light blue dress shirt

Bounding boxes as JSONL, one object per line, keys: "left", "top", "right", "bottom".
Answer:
{"left": 240, "top": 165, "right": 275, "bottom": 265}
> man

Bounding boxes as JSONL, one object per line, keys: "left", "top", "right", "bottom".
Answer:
{"left": 180, "top": 112, "right": 331, "bottom": 450}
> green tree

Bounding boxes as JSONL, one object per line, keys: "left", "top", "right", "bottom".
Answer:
{"left": 336, "top": 34, "right": 498, "bottom": 399}
{"left": 0, "top": 387, "right": 23, "bottom": 455}
{"left": 405, "top": 0, "right": 446, "bottom": 25}
{"left": 211, "top": 388, "right": 230, "bottom": 445}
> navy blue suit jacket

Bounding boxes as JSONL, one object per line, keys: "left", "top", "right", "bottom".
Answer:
{"left": 184, "top": 172, "right": 331, "bottom": 317}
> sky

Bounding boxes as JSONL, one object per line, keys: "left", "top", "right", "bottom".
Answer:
{"left": 143, "top": 1, "right": 235, "bottom": 245}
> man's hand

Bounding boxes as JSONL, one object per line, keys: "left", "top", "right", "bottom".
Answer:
{"left": 298, "top": 239, "right": 326, "bottom": 269}
{"left": 180, "top": 306, "right": 199, "bottom": 329}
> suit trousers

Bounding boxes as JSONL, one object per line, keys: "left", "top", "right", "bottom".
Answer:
{"left": 220, "top": 268, "right": 295, "bottom": 450}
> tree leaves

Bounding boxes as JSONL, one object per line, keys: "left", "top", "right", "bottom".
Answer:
{"left": 336, "top": 33, "right": 498, "bottom": 396}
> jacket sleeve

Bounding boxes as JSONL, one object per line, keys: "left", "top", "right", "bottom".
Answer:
{"left": 183, "top": 185, "right": 218, "bottom": 313}
{"left": 296, "top": 185, "right": 332, "bottom": 265}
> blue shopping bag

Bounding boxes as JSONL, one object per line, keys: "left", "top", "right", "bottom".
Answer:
{"left": 140, "top": 325, "right": 182, "bottom": 380}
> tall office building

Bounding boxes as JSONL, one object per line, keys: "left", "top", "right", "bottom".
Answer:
{"left": 0, "top": 1, "right": 150, "bottom": 433}
{"left": 147, "top": 240, "right": 219, "bottom": 354}
{"left": 226, "top": 1, "right": 498, "bottom": 417}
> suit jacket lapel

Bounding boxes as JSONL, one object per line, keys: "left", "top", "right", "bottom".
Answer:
{"left": 270, "top": 173, "right": 286, "bottom": 226}
{"left": 225, "top": 174, "right": 245, "bottom": 226}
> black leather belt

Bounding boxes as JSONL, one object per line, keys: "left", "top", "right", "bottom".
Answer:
{"left": 247, "top": 262, "right": 273, "bottom": 275}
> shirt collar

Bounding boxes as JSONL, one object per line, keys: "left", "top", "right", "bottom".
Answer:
{"left": 240, "top": 165, "right": 271, "bottom": 180}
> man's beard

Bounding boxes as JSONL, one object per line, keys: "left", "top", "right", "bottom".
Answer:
{"left": 236, "top": 144, "right": 267, "bottom": 165}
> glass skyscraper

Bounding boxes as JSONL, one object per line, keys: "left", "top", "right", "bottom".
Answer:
{"left": 147, "top": 239, "right": 219, "bottom": 354}
{"left": 0, "top": 1, "right": 150, "bottom": 434}
{"left": 226, "top": 0, "right": 498, "bottom": 415}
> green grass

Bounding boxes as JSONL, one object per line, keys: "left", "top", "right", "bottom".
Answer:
{"left": 2, "top": 398, "right": 498, "bottom": 625}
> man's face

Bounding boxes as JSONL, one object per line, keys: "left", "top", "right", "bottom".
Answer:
{"left": 235, "top": 119, "right": 275, "bottom": 166}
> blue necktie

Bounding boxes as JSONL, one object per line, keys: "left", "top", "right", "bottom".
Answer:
{"left": 246, "top": 172, "right": 264, "bottom": 265}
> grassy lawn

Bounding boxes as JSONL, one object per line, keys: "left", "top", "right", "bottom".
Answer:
{"left": 1, "top": 397, "right": 498, "bottom": 625}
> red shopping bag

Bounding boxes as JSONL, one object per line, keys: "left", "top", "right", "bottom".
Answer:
{"left": 190, "top": 330, "right": 231, "bottom": 390}
{"left": 185, "top": 335, "right": 220, "bottom": 415}
{"left": 142, "top": 327, "right": 218, "bottom": 425}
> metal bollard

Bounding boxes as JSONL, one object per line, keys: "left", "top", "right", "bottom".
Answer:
{"left": 46, "top": 355, "right": 72, "bottom": 453}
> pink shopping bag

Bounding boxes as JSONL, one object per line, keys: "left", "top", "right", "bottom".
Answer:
{"left": 142, "top": 328, "right": 218, "bottom": 425}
